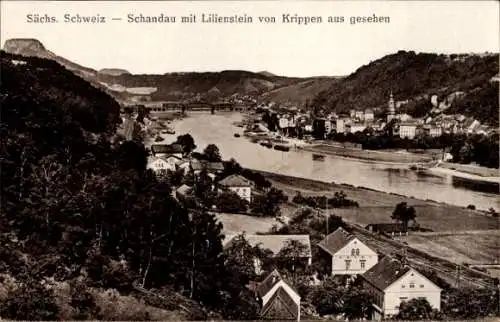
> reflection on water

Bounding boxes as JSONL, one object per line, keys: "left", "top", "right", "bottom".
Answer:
{"left": 169, "top": 112, "right": 499, "bottom": 210}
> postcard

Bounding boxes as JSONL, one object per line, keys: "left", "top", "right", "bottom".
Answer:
{"left": 1, "top": 1, "right": 499, "bottom": 321}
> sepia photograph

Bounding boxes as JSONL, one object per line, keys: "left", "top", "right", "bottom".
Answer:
{"left": 0, "top": 0, "right": 499, "bottom": 321}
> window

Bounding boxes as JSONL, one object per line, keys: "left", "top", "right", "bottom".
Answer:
{"left": 401, "top": 284, "right": 406, "bottom": 288}
{"left": 351, "top": 249, "right": 356, "bottom": 256}
{"left": 345, "top": 260, "right": 351, "bottom": 270}
{"left": 399, "top": 297, "right": 408, "bottom": 301}
{"left": 409, "top": 283, "right": 415, "bottom": 288}
{"left": 355, "top": 248, "right": 360, "bottom": 256}
{"left": 420, "top": 284, "right": 424, "bottom": 288}
{"left": 360, "top": 260, "right": 366, "bottom": 269}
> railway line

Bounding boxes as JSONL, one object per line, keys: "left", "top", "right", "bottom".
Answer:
{"left": 347, "top": 224, "right": 496, "bottom": 289}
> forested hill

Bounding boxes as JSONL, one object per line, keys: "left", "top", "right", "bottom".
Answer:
{"left": 312, "top": 51, "right": 499, "bottom": 125}
{"left": 0, "top": 51, "right": 258, "bottom": 320}
{"left": 1, "top": 51, "right": 121, "bottom": 133}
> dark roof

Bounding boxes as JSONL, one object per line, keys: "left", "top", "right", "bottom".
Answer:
{"left": 190, "top": 159, "right": 225, "bottom": 172}
{"left": 256, "top": 269, "right": 282, "bottom": 298}
{"left": 176, "top": 184, "right": 193, "bottom": 196}
{"left": 151, "top": 144, "right": 184, "bottom": 155}
{"left": 362, "top": 256, "right": 411, "bottom": 291}
{"left": 261, "top": 286, "right": 299, "bottom": 320}
{"left": 366, "top": 223, "right": 407, "bottom": 233}
{"left": 317, "top": 227, "right": 355, "bottom": 256}
{"left": 206, "top": 162, "right": 225, "bottom": 171}
{"left": 219, "top": 174, "right": 252, "bottom": 187}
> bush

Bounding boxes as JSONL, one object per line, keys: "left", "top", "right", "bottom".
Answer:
{"left": 214, "top": 191, "right": 248, "bottom": 213}
{"left": 292, "top": 191, "right": 359, "bottom": 209}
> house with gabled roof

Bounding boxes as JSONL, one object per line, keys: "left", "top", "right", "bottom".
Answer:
{"left": 361, "top": 256, "right": 442, "bottom": 320}
{"left": 218, "top": 174, "right": 253, "bottom": 202}
{"left": 150, "top": 144, "right": 184, "bottom": 158}
{"left": 250, "top": 269, "right": 301, "bottom": 321}
{"left": 317, "top": 227, "right": 378, "bottom": 276}
{"left": 147, "top": 154, "right": 182, "bottom": 176}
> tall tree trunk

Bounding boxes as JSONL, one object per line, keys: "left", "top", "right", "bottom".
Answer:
{"left": 142, "top": 246, "right": 152, "bottom": 288}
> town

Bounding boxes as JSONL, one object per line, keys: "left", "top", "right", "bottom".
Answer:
{"left": 1, "top": 2, "right": 499, "bottom": 319}
{"left": 127, "top": 100, "right": 499, "bottom": 320}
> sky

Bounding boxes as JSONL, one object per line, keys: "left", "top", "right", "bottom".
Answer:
{"left": 1, "top": 1, "right": 499, "bottom": 77}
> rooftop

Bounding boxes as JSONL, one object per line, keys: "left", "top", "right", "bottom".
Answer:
{"left": 362, "top": 256, "right": 412, "bottom": 291}
{"left": 151, "top": 144, "right": 184, "bottom": 155}
{"left": 218, "top": 174, "right": 253, "bottom": 187}
{"left": 317, "top": 227, "right": 356, "bottom": 256}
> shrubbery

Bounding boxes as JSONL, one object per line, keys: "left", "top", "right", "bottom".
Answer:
{"left": 292, "top": 191, "right": 359, "bottom": 208}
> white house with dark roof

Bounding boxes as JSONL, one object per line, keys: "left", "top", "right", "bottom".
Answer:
{"left": 218, "top": 174, "right": 253, "bottom": 202}
{"left": 250, "top": 269, "right": 301, "bottom": 321}
{"left": 150, "top": 144, "right": 184, "bottom": 158}
{"left": 147, "top": 155, "right": 182, "bottom": 176}
{"left": 224, "top": 234, "right": 312, "bottom": 275}
{"left": 317, "top": 227, "right": 378, "bottom": 276}
{"left": 361, "top": 256, "right": 442, "bottom": 320}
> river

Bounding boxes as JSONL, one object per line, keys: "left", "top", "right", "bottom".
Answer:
{"left": 163, "top": 112, "right": 499, "bottom": 211}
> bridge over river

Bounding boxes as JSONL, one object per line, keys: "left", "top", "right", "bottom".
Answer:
{"left": 121, "top": 101, "right": 249, "bottom": 115}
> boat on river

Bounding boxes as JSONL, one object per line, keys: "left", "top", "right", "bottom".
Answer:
{"left": 260, "top": 141, "right": 273, "bottom": 148}
{"left": 312, "top": 154, "right": 325, "bottom": 161}
{"left": 274, "top": 144, "right": 290, "bottom": 152}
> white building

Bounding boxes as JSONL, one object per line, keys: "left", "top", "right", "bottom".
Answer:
{"left": 317, "top": 228, "right": 378, "bottom": 276}
{"left": 399, "top": 122, "right": 418, "bottom": 139}
{"left": 279, "top": 117, "right": 289, "bottom": 129}
{"left": 355, "top": 110, "right": 364, "bottom": 120}
{"left": 218, "top": 174, "right": 253, "bottom": 202}
{"left": 147, "top": 155, "right": 181, "bottom": 176}
{"left": 325, "top": 119, "right": 332, "bottom": 134}
{"left": 362, "top": 256, "right": 442, "bottom": 320}
{"left": 429, "top": 126, "right": 442, "bottom": 137}
{"left": 336, "top": 119, "right": 346, "bottom": 134}
{"left": 350, "top": 123, "right": 367, "bottom": 133}
{"left": 365, "top": 109, "right": 375, "bottom": 122}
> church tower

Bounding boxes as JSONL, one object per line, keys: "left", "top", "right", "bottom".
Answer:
{"left": 387, "top": 91, "right": 396, "bottom": 122}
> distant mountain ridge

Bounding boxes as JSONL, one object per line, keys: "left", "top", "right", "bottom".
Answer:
{"left": 312, "top": 50, "right": 499, "bottom": 125}
{"left": 3, "top": 39, "right": 498, "bottom": 125}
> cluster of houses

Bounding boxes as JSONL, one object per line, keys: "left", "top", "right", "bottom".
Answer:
{"left": 147, "top": 143, "right": 442, "bottom": 321}
{"left": 260, "top": 92, "right": 496, "bottom": 141}
{"left": 223, "top": 227, "right": 442, "bottom": 321}
{"left": 147, "top": 143, "right": 255, "bottom": 203}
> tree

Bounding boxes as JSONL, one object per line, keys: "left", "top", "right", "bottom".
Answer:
{"left": 175, "top": 134, "right": 197, "bottom": 155}
{"left": 224, "top": 234, "right": 260, "bottom": 283}
{"left": 214, "top": 191, "right": 248, "bottom": 213}
{"left": 391, "top": 202, "right": 417, "bottom": 229}
{"left": 277, "top": 240, "right": 308, "bottom": 279}
{"left": 250, "top": 187, "right": 288, "bottom": 217}
{"left": 203, "top": 144, "right": 222, "bottom": 162}
{"left": 311, "top": 277, "right": 345, "bottom": 316}
{"left": 396, "top": 298, "right": 440, "bottom": 320}
{"left": 0, "top": 278, "right": 60, "bottom": 320}
{"left": 342, "top": 287, "right": 374, "bottom": 320}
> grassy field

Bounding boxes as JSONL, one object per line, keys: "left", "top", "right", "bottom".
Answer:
{"left": 399, "top": 231, "right": 500, "bottom": 264}
{"left": 259, "top": 171, "right": 499, "bottom": 232}
{"left": 215, "top": 212, "right": 280, "bottom": 238}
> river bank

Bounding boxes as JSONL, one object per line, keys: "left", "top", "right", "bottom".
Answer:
{"left": 299, "top": 143, "right": 438, "bottom": 164}
{"left": 253, "top": 169, "right": 499, "bottom": 231}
